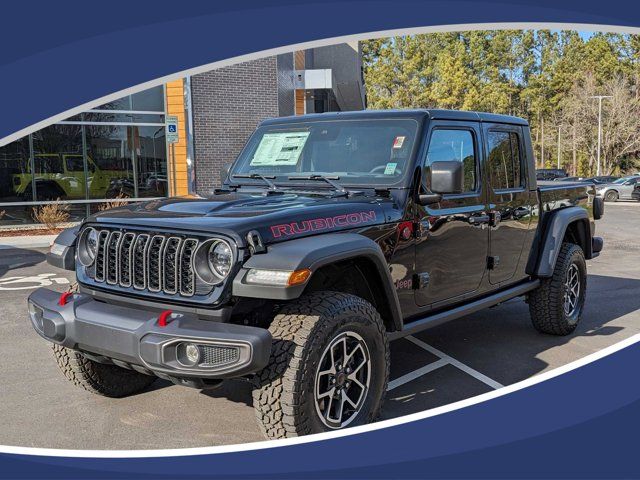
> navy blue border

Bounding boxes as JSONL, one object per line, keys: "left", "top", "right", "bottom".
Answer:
{"left": 0, "top": 0, "right": 639, "bottom": 140}
{"left": 2, "top": 339, "right": 640, "bottom": 478}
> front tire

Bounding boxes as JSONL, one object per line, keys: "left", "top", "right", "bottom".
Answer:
{"left": 52, "top": 344, "right": 157, "bottom": 397}
{"left": 604, "top": 190, "right": 619, "bottom": 202}
{"left": 529, "top": 243, "right": 587, "bottom": 335}
{"left": 252, "top": 292, "right": 389, "bottom": 439}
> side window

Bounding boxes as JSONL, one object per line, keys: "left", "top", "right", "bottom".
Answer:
{"left": 426, "top": 129, "right": 477, "bottom": 192}
{"left": 488, "top": 131, "right": 523, "bottom": 190}
{"left": 34, "top": 155, "right": 64, "bottom": 174}
{"left": 65, "top": 156, "right": 85, "bottom": 172}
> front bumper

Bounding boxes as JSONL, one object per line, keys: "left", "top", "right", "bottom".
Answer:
{"left": 27, "top": 288, "right": 271, "bottom": 385}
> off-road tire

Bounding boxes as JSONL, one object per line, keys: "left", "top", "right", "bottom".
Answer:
{"left": 529, "top": 243, "right": 587, "bottom": 335}
{"left": 604, "top": 190, "right": 619, "bottom": 202}
{"left": 52, "top": 344, "right": 157, "bottom": 397}
{"left": 252, "top": 291, "right": 389, "bottom": 439}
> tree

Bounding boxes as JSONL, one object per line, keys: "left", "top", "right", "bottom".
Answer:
{"left": 362, "top": 29, "right": 640, "bottom": 174}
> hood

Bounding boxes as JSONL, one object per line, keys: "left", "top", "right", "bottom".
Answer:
{"left": 87, "top": 191, "right": 398, "bottom": 247}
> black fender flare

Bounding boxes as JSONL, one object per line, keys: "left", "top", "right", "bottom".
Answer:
{"left": 232, "top": 233, "right": 403, "bottom": 331}
{"left": 46, "top": 225, "right": 80, "bottom": 270}
{"left": 528, "top": 207, "right": 592, "bottom": 278}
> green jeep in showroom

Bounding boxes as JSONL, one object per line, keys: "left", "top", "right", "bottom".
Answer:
{"left": 13, "top": 153, "right": 127, "bottom": 200}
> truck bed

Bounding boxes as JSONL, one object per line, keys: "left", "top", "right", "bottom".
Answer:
{"left": 537, "top": 181, "right": 594, "bottom": 214}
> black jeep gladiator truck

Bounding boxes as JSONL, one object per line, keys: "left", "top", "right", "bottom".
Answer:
{"left": 29, "top": 109, "right": 604, "bottom": 439}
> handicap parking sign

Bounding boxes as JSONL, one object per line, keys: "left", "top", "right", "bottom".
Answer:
{"left": 166, "top": 115, "right": 179, "bottom": 143}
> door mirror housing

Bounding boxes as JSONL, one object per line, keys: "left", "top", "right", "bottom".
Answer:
{"left": 417, "top": 161, "right": 464, "bottom": 206}
{"left": 429, "top": 160, "right": 464, "bottom": 194}
{"left": 220, "top": 163, "right": 232, "bottom": 184}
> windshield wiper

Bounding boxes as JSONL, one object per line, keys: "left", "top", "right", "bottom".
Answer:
{"left": 287, "top": 174, "right": 349, "bottom": 196}
{"left": 231, "top": 173, "right": 281, "bottom": 192}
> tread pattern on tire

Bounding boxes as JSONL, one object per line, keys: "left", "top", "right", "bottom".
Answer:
{"left": 252, "top": 291, "right": 389, "bottom": 439}
{"left": 529, "top": 242, "right": 585, "bottom": 336}
{"left": 52, "top": 344, "right": 156, "bottom": 398}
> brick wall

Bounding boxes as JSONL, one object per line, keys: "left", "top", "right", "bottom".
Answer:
{"left": 191, "top": 56, "right": 280, "bottom": 194}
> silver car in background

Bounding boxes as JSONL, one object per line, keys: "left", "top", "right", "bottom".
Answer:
{"left": 596, "top": 175, "right": 640, "bottom": 201}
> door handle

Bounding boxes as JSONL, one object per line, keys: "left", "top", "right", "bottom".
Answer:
{"left": 468, "top": 214, "right": 490, "bottom": 225}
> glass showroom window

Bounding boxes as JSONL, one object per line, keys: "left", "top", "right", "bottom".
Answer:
{"left": 0, "top": 86, "right": 168, "bottom": 226}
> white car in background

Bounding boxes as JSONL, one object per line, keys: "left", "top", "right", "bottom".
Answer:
{"left": 596, "top": 175, "right": 640, "bottom": 202}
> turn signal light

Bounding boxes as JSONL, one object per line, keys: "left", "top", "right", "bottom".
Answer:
{"left": 245, "top": 268, "right": 312, "bottom": 287}
{"left": 287, "top": 269, "right": 312, "bottom": 286}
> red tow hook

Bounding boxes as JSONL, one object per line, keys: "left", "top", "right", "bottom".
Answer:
{"left": 157, "top": 310, "right": 173, "bottom": 327}
{"left": 58, "top": 292, "right": 74, "bottom": 306}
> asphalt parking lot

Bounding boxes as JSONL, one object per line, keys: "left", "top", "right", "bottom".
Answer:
{"left": 0, "top": 202, "right": 638, "bottom": 449}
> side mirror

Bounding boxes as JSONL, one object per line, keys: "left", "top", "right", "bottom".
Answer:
{"left": 417, "top": 161, "right": 464, "bottom": 206}
{"left": 220, "top": 163, "right": 232, "bottom": 184}
{"left": 429, "top": 160, "right": 464, "bottom": 194}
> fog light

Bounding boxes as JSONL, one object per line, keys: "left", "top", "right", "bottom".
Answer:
{"left": 177, "top": 342, "right": 201, "bottom": 367}
{"left": 186, "top": 344, "right": 200, "bottom": 364}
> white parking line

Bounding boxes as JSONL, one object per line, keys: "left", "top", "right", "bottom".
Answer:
{"left": 387, "top": 358, "right": 448, "bottom": 391}
{"left": 406, "top": 335, "right": 504, "bottom": 390}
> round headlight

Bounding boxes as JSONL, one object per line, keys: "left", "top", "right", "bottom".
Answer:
{"left": 208, "top": 240, "right": 233, "bottom": 278}
{"left": 78, "top": 227, "right": 99, "bottom": 266}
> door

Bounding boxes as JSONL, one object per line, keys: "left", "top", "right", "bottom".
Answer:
{"left": 414, "top": 121, "right": 489, "bottom": 307}
{"left": 484, "top": 125, "right": 533, "bottom": 285}
{"left": 620, "top": 177, "right": 639, "bottom": 199}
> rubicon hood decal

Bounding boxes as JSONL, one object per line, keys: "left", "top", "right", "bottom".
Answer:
{"left": 270, "top": 210, "right": 377, "bottom": 238}
{"left": 86, "top": 193, "right": 396, "bottom": 247}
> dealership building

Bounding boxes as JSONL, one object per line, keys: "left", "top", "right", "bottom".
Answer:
{"left": 0, "top": 43, "right": 365, "bottom": 226}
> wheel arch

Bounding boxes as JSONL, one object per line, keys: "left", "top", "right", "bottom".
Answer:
{"left": 232, "top": 233, "right": 403, "bottom": 332}
{"left": 527, "top": 206, "right": 593, "bottom": 278}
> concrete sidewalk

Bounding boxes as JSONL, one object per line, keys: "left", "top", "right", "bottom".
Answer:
{"left": 0, "top": 235, "right": 57, "bottom": 249}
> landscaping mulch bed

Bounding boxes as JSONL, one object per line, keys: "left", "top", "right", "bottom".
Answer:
{"left": 0, "top": 228, "right": 64, "bottom": 237}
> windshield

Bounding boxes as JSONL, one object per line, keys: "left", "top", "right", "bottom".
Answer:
{"left": 230, "top": 118, "right": 419, "bottom": 187}
{"left": 613, "top": 177, "right": 633, "bottom": 184}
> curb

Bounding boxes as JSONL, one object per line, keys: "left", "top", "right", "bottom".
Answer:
{"left": 0, "top": 235, "right": 57, "bottom": 249}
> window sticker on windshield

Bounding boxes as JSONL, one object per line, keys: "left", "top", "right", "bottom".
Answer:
{"left": 250, "top": 132, "right": 310, "bottom": 166}
{"left": 383, "top": 162, "right": 398, "bottom": 175}
{"left": 392, "top": 136, "right": 405, "bottom": 149}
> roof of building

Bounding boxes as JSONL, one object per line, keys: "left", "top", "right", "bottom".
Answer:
{"left": 261, "top": 109, "right": 529, "bottom": 126}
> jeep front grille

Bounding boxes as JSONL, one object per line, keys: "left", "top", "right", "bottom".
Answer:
{"left": 90, "top": 230, "right": 200, "bottom": 297}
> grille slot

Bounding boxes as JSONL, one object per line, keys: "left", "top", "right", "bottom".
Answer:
{"left": 105, "top": 231, "right": 122, "bottom": 284}
{"left": 94, "top": 230, "right": 110, "bottom": 282}
{"left": 88, "top": 229, "right": 205, "bottom": 298}
{"left": 180, "top": 239, "right": 198, "bottom": 297}
{"left": 119, "top": 233, "right": 135, "bottom": 287}
{"left": 133, "top": 234, "right": 150, "bottom": 290}
{"left": 146, "top": 235, "right": 166, "bottom": 292}
{"left": 162, "top": 237, "right": 182, "bottom": 295}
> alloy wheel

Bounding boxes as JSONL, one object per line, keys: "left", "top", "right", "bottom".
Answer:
{"left": 314, "top": 331, "right": 371, "bottom": 429}
{"left": 563, "top": 263, "right": 581, "bottom": 316}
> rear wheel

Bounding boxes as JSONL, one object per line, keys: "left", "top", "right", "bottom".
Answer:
{"left": 604, "top": 190, "right": 619, "bottom": 202}
{"left": 529, "top": 243, "right": 587, "bottom": 335}
{"left": 52, "top": 344, "right": 157, "bottom": 397}
{"left": 252, "top": 291, "right": 389, "bottom": 439}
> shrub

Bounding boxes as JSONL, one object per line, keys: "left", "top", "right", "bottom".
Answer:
{"left": 98, "top": 193, "right": 130, "bottom": 212}
{"left": 32, "top": 201, "right": 70, "bottom": 229}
